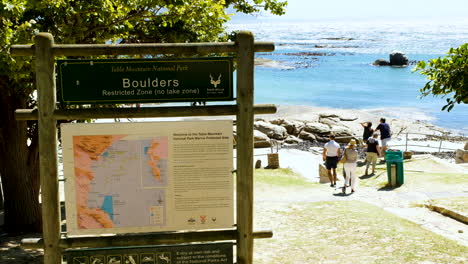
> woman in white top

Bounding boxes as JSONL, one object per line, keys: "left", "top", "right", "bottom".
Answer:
{"left": 342, "top": 139, "right": 358, "bottom": 194}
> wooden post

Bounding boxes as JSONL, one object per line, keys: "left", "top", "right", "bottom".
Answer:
{"left": 236, "top": 31, "right": 255, "bottom": 264}
{"left": 405, "top": 133, "right": 408, "bottom": 152}
{"left": 390, "top": 164, "right": 397, "bottom": 187}
{"left": 35, "top": 33, "right": 61, "bottom": 264}
{"left": 11, "top": 34, "right": 274, "bottom": 263}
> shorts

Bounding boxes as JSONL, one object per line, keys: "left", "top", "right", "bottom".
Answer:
{"left": 381, "top": 138, "right": 391, "bottom": 147}
{"left": 366, "top": 152, "right": 378, "bottom": 164}
{"left": 325, "top": 156, "right": 339, "bottom": 169}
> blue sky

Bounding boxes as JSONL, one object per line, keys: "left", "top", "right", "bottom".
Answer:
{"left": 230, "top": 0, "right": 468, "bottom": 21}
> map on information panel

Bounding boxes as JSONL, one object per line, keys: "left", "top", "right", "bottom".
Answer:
{"left": 72, "top": 135, "right": 169, "bottom": 229}
{"left": 63, "top": 121, "right": 234, "bottom": 236}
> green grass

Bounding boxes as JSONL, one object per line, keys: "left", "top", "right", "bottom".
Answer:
{"left": 253, "top": 168, "right": 319, "bottom": 188}
{"left": 254, "top": 200, "right": 467, "bottom": 264}
{"left": 353, "top": 157, "right": 468, "bottom": 190}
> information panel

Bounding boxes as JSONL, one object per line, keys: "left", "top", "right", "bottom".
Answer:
{"left": 62, "top": 120, "right": 234, "bottom": 235}
{"left": 57, "top": 58, "right": 233, "bottom": 104}
{"left": 65, "top": 242, "right": 233, "bottom": 264}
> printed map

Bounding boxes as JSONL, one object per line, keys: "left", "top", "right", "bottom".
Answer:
{"left": 72, "top": 135, "right": 168, "bottom": 230}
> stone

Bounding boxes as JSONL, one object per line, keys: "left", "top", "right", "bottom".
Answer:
{"left": 464, "top": 142, "right": 468, "bottom": 150}
{"left": 403, "top": 151, "right": 413, "bottom": 160}
{"left": 254, "top": 130, "right": 271, "bottom": 148}
{"left": 266, "top": 153, "right": 280, "bottom": 169}
{"left": 254, "top": 120, "right": 288, "bottom": 140}
{"left": 319, "top": 163, "right": 330, "bottom": 183}
{"left": 270, "top": 118, "right": 304, "bottom": 136}
{"left": 315, "top": 135, "right": 329, "bottom": 143}
{"left": 255, "top": 159, "right": 262, "bottom": 169}
{"left": 330, "top": 126, "right": 354, "bottom": 137}
{"left": 454, "top": 149, "right": 468, "bottom": 164}
{"left": 284, "top": 135, "right": 303, "bottom": 144}
{"left": 303, "top": 122, "right": 330, "bottom": 134}
{"left": 282, "top": 119, "right": 305, "bottom": 136}
{"left": 335, "top": 136, "right": 357, "bottom": 144}
{"left": 269, "top": 118, "right": 284, "bottom": 126}
{"left": 318, "top": 112, "right": 357, "bottom": 122}
{"left": 373, "top": 59, "right": 390, "bottom": 66}
{"left": 298, "top": 131, "right": 316, "bottom": 142}
{"left": 319, "top": 113, "right": 340, "bottom": 119}
{"left": 319, "top": 116, "right": 341, "bottom": 128}
{"left": 338, "top": 116, "right": 358, "bottom": 122}
{"left": 389, "top": 52, "right": 409, "bottom": 66}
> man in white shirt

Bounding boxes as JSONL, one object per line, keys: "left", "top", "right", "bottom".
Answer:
{"left": 322, "top": 134, "right": 342, "bottom": 187}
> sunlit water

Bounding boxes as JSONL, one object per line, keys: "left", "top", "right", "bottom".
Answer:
{"left": 228, "top": 19, "right": 468, "bottom": 133}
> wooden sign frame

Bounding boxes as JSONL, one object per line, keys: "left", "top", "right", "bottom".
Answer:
{"left": 11, "top": 32, "right": 275, "bottom": 264}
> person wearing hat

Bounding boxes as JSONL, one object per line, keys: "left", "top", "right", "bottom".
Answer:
{"left": 341, "top": 139, "right": 358, "bottom": 194}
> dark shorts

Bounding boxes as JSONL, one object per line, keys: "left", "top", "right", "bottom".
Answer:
{"left": 325, "top": 156, "right": 339, "bottom": 169}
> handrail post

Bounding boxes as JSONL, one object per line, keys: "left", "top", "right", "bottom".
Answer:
{"left": 438, "top": 134, "right": 444, "bottom": 153}
{"left": 236, "top": 31, "right": 255, "bottom": 264}
{"left": 36, "top": 33, "right": 61, "bottom": 264}
{"left": 405, "top": 132, "right": 408, "bottom": 152}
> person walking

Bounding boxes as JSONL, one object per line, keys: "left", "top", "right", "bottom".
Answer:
{"left": 375, "top": 118, "right": 391, "bottom": 158}
{"left": 341, "top": 139, "right": 358, "bottom": 194}
{"left": 365, "top": 133, "right": 381, "bottom": 176}
{"left": 322, "top": 134, "right": 341, "bottom": 187}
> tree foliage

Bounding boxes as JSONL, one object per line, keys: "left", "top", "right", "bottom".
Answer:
{"left": 0, "top": 0, "right": 287, "bottom": 232}
{"left": 415, "top": 43, "right": 468, "bottom": 112}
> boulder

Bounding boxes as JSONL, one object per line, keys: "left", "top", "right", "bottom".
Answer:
{"left": 455, "top": 149, "right": 468, "bottom": 164}
{"left": 298, "top": 131, "right": 316, "bottom": 142}
{"left": 254, "top": 120, "right": 288, "bottom": 140}
{"left": 255, "top": 159, "right": 262, "bottom": 169}
{"left": 270, "top": 119, "right": 304, "bottom": 136}
{"left": 319, "top": 112, "right": 357, "bottom": 122}
{"left": 335, "top": 136, "right": 357, "bottom": 144}
{"left": 303, "top": 122, "right": 330, "bottom": 134}
{"left": 266, "top": 153, "right": 280, "bottom": 169}
{"left": 254, "top": 130, "right": 271, "bottom": 148}
{"left": 283, "top": 119, "right": 305, "bottom": 136}
{"left": 373, "top": 59, "right": 390, "bottom": 66}
{"left": 389, "top": 52, "right": 409, "bottom": 66}
{"left": 319, "top": 116, "right": 341, "bottom": 128}
{"left": 319, "top": 113, "right": 340, "bottom": 119}
{"left": 330, "top": 126, "right": 354, "bottom": 137}
{"left": 339, "top": 116, "right": 358, "bottom": 122}
{"left": 284, "top": 135, "right": 303, "bottom": 144}
{"left": 315, "top": 135, "right": 329, "bottom": 143}
{"left": 465, "top": 142, "right": 468, "bottom": 150}
{"left": 269, "top": 118, "right": 283, "bottom": 126}
{"left": 319, "top": 163, "right": 330, "bottom": 183}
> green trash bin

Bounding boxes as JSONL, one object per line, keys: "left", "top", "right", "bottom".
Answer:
{"left": 385, "top": 151, "right": 404, "bottom": 185}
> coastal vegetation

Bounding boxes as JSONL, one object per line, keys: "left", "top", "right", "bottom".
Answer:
{"left": 415, "top": 43, "right": 468, "bottom": 112}
{"left": 0, "top": 0, "right": 286, "bottom": 233}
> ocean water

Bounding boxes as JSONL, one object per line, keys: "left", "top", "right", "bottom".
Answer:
{"left": 227, "top": 19, "right": 468, "bottom": 133}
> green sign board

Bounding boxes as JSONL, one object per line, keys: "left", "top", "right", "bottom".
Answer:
{"left": 57, "top": 58, "right": 233, "bottom": 104}
{"left": 65, "top": 242, "right": 233, "bottom": 264}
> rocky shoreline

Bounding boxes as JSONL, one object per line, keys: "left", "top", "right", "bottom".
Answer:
{"left": 247, "top": 105, "right": 468, "bottom": 162}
